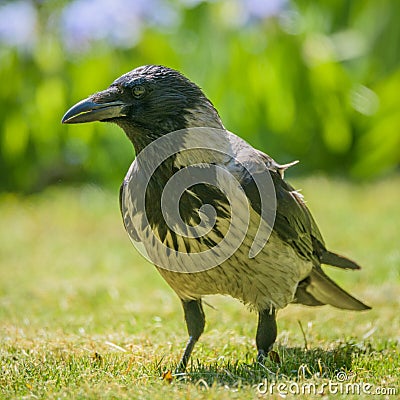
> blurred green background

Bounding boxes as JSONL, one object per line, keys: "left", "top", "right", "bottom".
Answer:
{"left": 0, "top": 0, "right": 399, "bottom": 192}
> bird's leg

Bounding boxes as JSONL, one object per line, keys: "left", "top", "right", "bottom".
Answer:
{"left": 256, "top": 307, "right": 277, "bottom": 362}
{"left": 176, "top": 299, "right": 205, "bottom": 372}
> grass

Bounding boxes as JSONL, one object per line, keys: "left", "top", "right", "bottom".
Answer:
{"left": 0, "top": 176, "right": 399, "bottom": 399}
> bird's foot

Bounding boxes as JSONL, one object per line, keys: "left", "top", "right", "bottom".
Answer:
{"left": 257, "top": 349, "right": 268, "bottom": 363}
{"left": 174, "top": 356, "right": 189, "bottom": 377}
{"left": 257, "top": 349, "right": 281, "bottom": 364}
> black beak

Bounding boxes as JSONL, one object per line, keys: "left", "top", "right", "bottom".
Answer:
{"left": 62, "top": 91, "right": 127, "bottom": 124}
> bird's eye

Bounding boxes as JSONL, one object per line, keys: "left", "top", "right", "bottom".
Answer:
{"left": 132, "top": 85, "right": 146, "bottom": 98}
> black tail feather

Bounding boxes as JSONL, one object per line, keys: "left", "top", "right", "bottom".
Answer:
{"left": 295, "top": 268, "right": 371, "bottom": 310}
{"left": 320, "top": 250, "right": 361, "bottom": 270}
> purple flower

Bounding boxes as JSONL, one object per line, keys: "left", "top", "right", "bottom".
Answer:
{"left": 60, "top": 0, "right": 179, "bottom": 52}
{"left": 0, "top": 1, "right": 37, "bottom": 50}
{"left": 244, "top": 0, "right": 288, "bottom": 20}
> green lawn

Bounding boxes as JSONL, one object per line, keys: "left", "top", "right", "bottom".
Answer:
{"left": 0, "top": 176, "right": 399, "bottom": 399}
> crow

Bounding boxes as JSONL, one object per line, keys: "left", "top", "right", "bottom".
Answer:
{"left": 62, "top": 65, "right": 370, "bottom": 369}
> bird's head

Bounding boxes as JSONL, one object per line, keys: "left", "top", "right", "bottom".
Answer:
{"left": 62, "top": 65, "right": 223, "bottom": 152}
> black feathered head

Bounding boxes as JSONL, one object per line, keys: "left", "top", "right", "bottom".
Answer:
{"left": 62, "top": 65, "right": 223, "bottom": 151}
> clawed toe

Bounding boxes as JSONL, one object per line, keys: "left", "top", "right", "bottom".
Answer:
{"left": 257, "top": 348, "right": 281, "bottom": 364}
